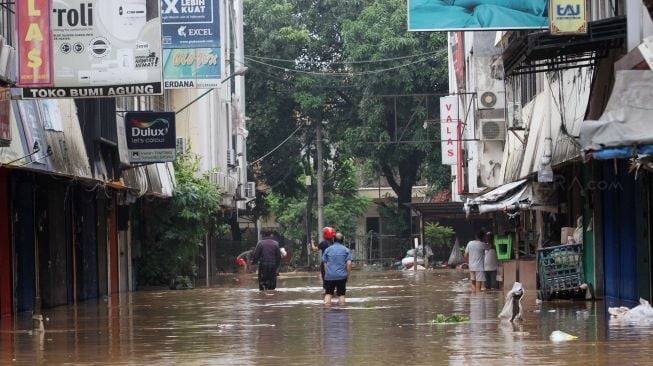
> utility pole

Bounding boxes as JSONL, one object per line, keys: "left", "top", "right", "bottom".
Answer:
{"left": 316, "top": 121, "right": 325, "bottom": 241}
{"left": 305, "top": 126, "right": 313, "bottom": 267}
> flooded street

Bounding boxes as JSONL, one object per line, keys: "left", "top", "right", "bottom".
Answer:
{"left": 2, "top": 270, "right": 653, "bottom": 365}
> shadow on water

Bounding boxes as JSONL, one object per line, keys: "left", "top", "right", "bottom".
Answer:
{"left": 2, "top": 270, "right": 653, "bottom": 365}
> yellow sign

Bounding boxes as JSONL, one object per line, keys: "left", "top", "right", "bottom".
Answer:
{"left": 550, "top": 0, "right": 588, "bottom": 35}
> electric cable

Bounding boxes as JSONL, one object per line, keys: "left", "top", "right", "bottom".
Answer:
{"left": 245, "top": 50, "right": 445, "bottom": 65}
{"left": 240, "top": 49, "right": 446, "bottom": 77}
{"left": 248, "top": 124, "right": 304, "bottom": 166}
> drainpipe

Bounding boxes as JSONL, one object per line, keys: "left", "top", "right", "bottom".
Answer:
{"left": 32, "top": 185, "right": 43, "bottom": 331}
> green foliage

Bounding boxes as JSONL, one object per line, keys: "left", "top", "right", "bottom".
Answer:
{"left": 137, "top": 152, "right": 221, "bottom": 286}
{"left": 266, "top": 160, "right": 370, "bottom": 241}
{"left": 424, "top": 222, "right": 456, "bottom": 249}
{"left": 244, "top": 0, "right": 451, "bottom": 237}
{"left": 376, "top": 197, "right": 409, "bottom": 236}
{"left": 429, "top": 314, "right": 470, "bottom": 324}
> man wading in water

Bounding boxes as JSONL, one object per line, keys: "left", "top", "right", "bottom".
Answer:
{"left": 322, "top": 232, "right": 353, "bottom": 305}
{"left": 252, "top": 231, "right": 282, "bottom": 291}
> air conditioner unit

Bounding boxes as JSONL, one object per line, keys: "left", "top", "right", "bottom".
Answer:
{"left": 478, "top": 90, "right": 505, "bottom": 110}
{"left": 0, "top": 44, "right": 15, "bottom": 81}
{"left": 507, "top": 102, "right": 523, "bottom": 129}
{"left": 234, "top": 184, "right": 246, "bottom": 201}
{"left": 480, "top": 119, "right": 506, "bottom": 141}
{"left": 245, "top": 181, "right": 256, "bottom": 198}
{"left": 176, "top": 137, "right": 186, "bottom": 155}
{"left": 227, "top": 149, "right": 236, "bottom": 168}
{"left": 208, "top": 171, "right": 219, "bottom": 185}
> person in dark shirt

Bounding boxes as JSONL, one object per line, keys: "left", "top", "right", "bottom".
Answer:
{"left": 311, "top": 227, "right": 336, "bottom": 287}
{"left": 252, "top": 231, "right": 282, "bottom": 291}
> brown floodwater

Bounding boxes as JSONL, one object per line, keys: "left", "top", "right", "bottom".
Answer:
{"left": 2, "top": 269, "right": 653, "bottom": 365}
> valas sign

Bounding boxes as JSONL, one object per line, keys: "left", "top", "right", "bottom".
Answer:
{"left": 20, "top": 0, "right": 163, "bottom": 98}
{"left": 125, "top": 112, "right": 176, "bottom": 163}
{"left": 16, "top": 0, "right": 54, "bottom": 87}
{"left": 440, "top": 96, "right": 459, "bottom": 165}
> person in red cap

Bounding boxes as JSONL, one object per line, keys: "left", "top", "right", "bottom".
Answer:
{"left": 311, "top": 227, "right": 336, "bottom": 288}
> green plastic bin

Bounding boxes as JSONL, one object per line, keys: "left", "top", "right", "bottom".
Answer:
{"left": 495, "top": 235, "right": 512, "bottom": 260}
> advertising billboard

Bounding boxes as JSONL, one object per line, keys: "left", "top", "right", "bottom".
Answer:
{"left": 16, "top": 0, "right": 54, "bottom": 87}
{"left": 440, "top": 96, "right": 459, "bottom": 165}
{"left": 161, "top": 0, "right": 221, "bottom": 89}
{"left": 125, "top": 112, "right": 176, "bottom": 163}
{"left": 408, "top": 0, "right": 549, "bottom": 32}
{"left": 550, "top": 0, "right": 587, "bottom": 34}
{"left": 21, "top": 0, "right": 163, "bottom": 98}
{"left": 0, "top": 88, "right": 10, "bottom": 147}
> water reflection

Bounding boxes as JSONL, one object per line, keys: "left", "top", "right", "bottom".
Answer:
{"left": 321, "top": 308, "right": 352, "bottom": 365}
{"left": 2, "top": 271, "right": 653, "bottom": 364}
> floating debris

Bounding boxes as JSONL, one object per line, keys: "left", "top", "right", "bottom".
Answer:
{"left": 550, "top": 330, "right": 578, "bottom": 342}
{"left": 428, "top": 313, "right": 470, "bottom": 324}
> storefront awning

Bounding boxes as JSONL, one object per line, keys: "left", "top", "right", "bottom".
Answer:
{"left": 581, "top": 70, "right": 653, "bottom": 156}
{"left": 500, "top": 67, "right": 592, "bottom": 183}
{"left": 464, "top": 179, "right": 557, "bottom": 217}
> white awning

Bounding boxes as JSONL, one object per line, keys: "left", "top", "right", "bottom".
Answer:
{"left": 581, "top": 70, "right": 653, "bottom": 151}
{"left": 500, "top": 67, "right": 592, "bottom": 184}
{"left": 464, "top": 179, "right": 557, "bottom": 217}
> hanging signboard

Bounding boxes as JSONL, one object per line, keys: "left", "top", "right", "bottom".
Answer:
{"left": 0, "top": 88, "right": 10, "bottom": 147}
{"left": 549, "top": 0, "right": 588, "bottom": 35}
{"left": 125, "top": 112, "right": 176, "bottom": 163}
{"left": 161, "top": 0, "right": 221, "bottom": 88}
{"left": 440, "top": 96, "right": 460, "bottom": 165}
{"left": 16, "top": 0, "right": 54, "bottom": 87}
{"left": 408, "top": 0, "right": 549, "bottom": 32}
{"left": 20, "top": 0, "right": 163, "bottom": 98}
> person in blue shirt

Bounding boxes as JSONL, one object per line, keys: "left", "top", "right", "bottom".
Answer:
{"left": 322, "top": 232, "right": 353, "bottom": 306}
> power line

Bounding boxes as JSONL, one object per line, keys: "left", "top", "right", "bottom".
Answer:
{"left": 245, "top": 50, "right": 445, "bottom": 65}
{"left": 241, "top": 50, "right": 446, "bottom": 77}
{"left": 248, "top": 124, "right": 304, "bottom": 166}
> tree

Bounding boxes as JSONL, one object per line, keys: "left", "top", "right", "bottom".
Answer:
{"left": 424, "top": 222, "right": 455, "bottom": 247}
{"left": 244, "top": 0, "right": 451, "bottom": 239}
{"left": 338, "top": 0, "right": 451, "bottom": 237}
{"left": 266, "top": 160, "right": 370, "bottom": 249}
{"left": 137, "top": 151, "right": 221, "bottom": 286}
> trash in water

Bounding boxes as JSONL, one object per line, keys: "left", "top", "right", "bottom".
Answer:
{"left": 548, "top": 310, "right": 556, "bottom": 313}
{"left": 428, "top": 313, "right": 470, "bottom": 324}
{"left": 608, "top": 298, "right": 653, "bottom": 321}
{"left": 498, "top": 282, "right": 524, "bottom": 322}
{"left": 550, "top": 330, "right": 578, "bottom": 342}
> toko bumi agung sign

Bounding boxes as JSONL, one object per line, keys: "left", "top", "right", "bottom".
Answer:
{"left": 125, "top": 112, "right": 176, "bottom": 163}
{"left": 17, "top": 0, "right": 164, "bottom": 98}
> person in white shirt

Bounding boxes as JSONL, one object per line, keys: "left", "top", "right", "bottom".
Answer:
{"left": 464, "top": 231, "right": 488, "bottom": 293}
{"left": 484, "top": 232, "right": 499, "bottom": 290}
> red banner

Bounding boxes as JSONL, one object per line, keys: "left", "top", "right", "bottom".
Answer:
{"left": 17, "top": 0, "right": 53, "bottom": 87}
{"left": 0, "top": 88, "right": 10, "bottom": 146}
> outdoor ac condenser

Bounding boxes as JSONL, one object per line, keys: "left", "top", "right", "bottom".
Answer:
{"left": 477, "top": 90, "right": 505, "bottom": 110}
{"left": 227, "top": 149, "right": 236, "bottom": 168}
{"left": 480, "top": 119, "right": 506, "bottom": 141}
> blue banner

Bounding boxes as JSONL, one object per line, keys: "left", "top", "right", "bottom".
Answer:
{"left": 161, "top": 0, "right": 220, "bottom": 49}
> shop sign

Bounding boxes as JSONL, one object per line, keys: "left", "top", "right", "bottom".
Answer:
{"left": 161, "top": 0, "right": 221, "bottom": 88}
{"left": 550, "top": 0, "right": 587, "bottom": 35}
{"left": 21, "top": 0, "right": 163, "bottom": 98}
{"left": 17, "top": 0, "right": 54, "bottom": 87}
{"left": 125, "top": 112, "right": 176, "bottom": 163}
{"left": 440, "top": 95, "right": 460, "bottom": 165}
